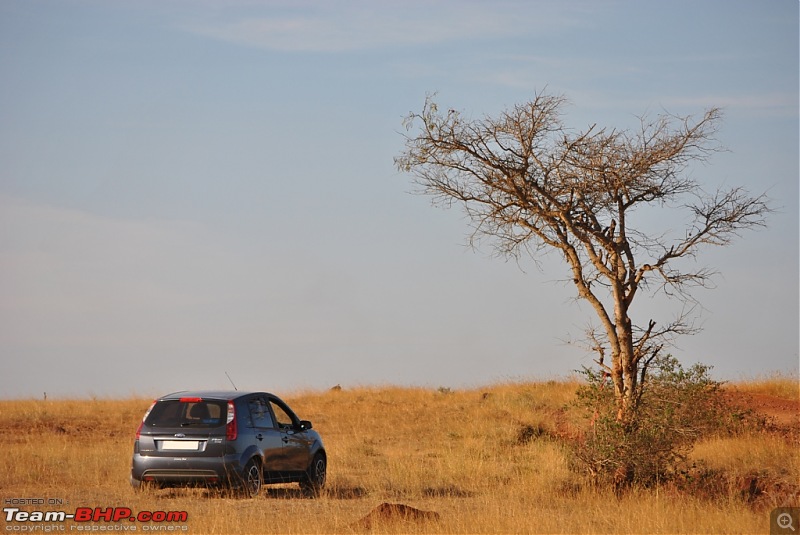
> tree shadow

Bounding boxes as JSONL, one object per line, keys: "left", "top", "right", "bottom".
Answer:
{"left": 265, "top": 485, "right": 370, "bottom": 500}
{"left": 325, "top": 485, "right": 369, "bottom": 500}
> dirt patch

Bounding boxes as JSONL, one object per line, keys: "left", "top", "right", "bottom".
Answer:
{"left": 724, "top": 389, "right": 800, "bottom": 428}
{"left": 354, "top": 503, "right": 440, "bottom": 530}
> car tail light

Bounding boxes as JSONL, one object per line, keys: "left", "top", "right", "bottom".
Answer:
{"left": 225, "top": 400, "right": 237, "bottom": 441}
{"left": 179, "top": 397, "right": 203, "bottom": 402}
{"left": 136, "top": 400, "right": 157, "bottom": 440}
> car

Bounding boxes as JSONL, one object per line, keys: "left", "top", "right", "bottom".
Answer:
{"left": 130, "top": 390, "right": 326, "bottom": 497}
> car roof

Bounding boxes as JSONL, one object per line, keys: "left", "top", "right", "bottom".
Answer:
{"left": 158, "top": 390, "right": 275, "bottom": 401}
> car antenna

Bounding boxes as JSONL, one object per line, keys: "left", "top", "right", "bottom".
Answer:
{"left": 225, "top": 371, "right": 238, "bottom": 391}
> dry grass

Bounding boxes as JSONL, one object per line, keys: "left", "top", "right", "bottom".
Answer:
{"left": 728, "top": 372, "right": 800, "bottom": 401}
{"left": 1, "top": 379, "right": 797, "bottom": 534}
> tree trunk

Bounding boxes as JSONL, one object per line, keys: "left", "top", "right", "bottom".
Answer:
{"left": 611, "top": 293, "right": 638, "bottom": 423}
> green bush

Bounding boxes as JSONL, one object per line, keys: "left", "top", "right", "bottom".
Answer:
{"left": 569, "top": 355, "right": 732, "bottom": 488}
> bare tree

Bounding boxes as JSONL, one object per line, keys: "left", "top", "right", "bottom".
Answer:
{"left": 395, "top": 93, "right": 770, "bottom": 423}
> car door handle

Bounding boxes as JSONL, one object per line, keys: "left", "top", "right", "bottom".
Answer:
{"left": 256, "top": 434, "right": 263, "bottom": 441}
{"left": 282, "top": 436, "right": 289, "bottom": 444}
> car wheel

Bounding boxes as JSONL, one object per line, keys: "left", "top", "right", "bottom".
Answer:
{"left": 240, "top": 459, "right": 263, "bottom": 498}
{"left": 300, "top": 452, "right": 326, "bottom": 497}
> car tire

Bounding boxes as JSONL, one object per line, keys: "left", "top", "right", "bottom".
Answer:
{"left": 300, "top": 452, "right": 326, "bottom": 497}
{"left": 240, "top": 459, "right": 263, "bottom": 498}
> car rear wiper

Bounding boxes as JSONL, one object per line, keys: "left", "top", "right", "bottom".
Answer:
{"left": 180, "top": 420, "right": 221, "bottom": 427}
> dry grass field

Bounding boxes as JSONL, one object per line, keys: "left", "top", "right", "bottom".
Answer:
{"left": 1, "top": 376, "right": 798, "bottom": 534}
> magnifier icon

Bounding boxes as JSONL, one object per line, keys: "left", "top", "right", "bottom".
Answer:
{"left": 778, "top": 512, "right": 796, "bottom": 532}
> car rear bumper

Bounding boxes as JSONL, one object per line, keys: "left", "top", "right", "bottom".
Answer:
{"left": 131, "top": 454, "right": 243, "bottom": 485}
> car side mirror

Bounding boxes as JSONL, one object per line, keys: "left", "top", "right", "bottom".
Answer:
{"left": 297, "top": 420, "right": 313, "bottom": 430}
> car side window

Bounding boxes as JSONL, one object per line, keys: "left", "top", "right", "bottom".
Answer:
{"left": 270, "top": 401, "right": 295, "bottom": 430}
{"left": 248, "top": 397, "right": 274, "bottom": 428}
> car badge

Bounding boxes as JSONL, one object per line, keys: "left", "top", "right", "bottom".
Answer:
{"left": 174, "top": 433, "right": 186, "bottom": 438}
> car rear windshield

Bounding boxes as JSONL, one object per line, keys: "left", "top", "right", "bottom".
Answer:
{"left": 145, "top": 399, "right": 227, "bottom": 429}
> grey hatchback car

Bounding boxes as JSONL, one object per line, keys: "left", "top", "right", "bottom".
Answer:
{"left": 130, "top": 391, "right": 326, "bottom": 497}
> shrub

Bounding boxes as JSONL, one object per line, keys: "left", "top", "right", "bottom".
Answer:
{"left": 569, "top": 354, "right": 731, "bottom": 488}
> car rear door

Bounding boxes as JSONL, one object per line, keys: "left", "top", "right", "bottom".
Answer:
{"left": 137, "top": 397, "right": 228, "bottom": 458}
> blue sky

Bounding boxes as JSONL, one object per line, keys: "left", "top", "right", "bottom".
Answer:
{"left": 0, "top": 0, "right": 797, "bottom": 398}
